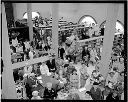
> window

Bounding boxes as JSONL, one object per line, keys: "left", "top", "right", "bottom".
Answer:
{"left": 78, "top": 15, "right": 97, "bottom": 27}
{"left": 23, "top": 12, "right": 40, "bottom": 20}
{"left": 100, "top": 20, "right": 124, "bottom": 34}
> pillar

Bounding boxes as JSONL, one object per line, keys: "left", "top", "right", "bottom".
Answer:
{"left": 27, "top": 3, "right": 33, "bottom": 41}
{"left": 0, "top": 3, "right": 1, "bottom": 100}
{"left": 2, "top": 3, "right": 17, "bottom": 99}
{"left": 12, "top": 3, "right": 17, "bottom": 27}
{"left": 52, "top": 3, "right": 59, "bottom": 56}
{"left": 99, "top": 4, "right": 119, "bottom": 78}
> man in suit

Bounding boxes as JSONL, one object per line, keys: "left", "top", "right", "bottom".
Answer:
{"left": 58, "top": 45, "right": 65, "bottom": 60}
{"left": 82, "top": 46, "right": 90, "bottom": 66}
{"left": 90, "top": 82, "right": 102, "bottom": 100}
{"left": 43, "top": 82, "right": 57, "bottom": 100}
{"left": 46, "top": 56, "right": 57, "bottom": 73}
{"left": 106, "top": 90, "right": 119, "bottom": 100}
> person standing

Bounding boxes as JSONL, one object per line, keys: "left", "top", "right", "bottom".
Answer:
{"left": 82, "top": 46, "right": 90, "bottom": 66}
{"left": 106, "top": 90, "right": 119, "bottom": 100}
{"left": 43, "top": 82, "right": 57, "bottom": 100}
{"left": 58, "top": 45, "right": 65, "bottom": 60}
{"left": 80, "top": 63, "right": 89, "bottom": 88}
{"left": 90, "top": 82, "right": 102, "bottom": 100}
{"left": 46, "top": 56, "right": 57, "bottom": 73}
{"left": 40, "top": 62, "right": 50, "bottom": 76}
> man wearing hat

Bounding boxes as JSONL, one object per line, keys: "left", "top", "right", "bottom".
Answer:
{"left": 89, "top": 82, "right": 102, "bottom": 100}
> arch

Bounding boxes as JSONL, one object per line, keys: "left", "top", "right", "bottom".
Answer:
{"left": 99, "top": 20, "right": 124, "bottom": 34}
{"left": 23, "top": 12, "right": 40, "bottom": 20}
{"left": 78, "top": 15, "right": 97, "bottom": 26}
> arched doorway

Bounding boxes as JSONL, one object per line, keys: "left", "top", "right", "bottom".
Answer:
{"left": 99, "top": 20, "right": 124, "bottom": 34}
{"left": 78, "top": 15, "right": 97, "bottom": 27}
{"left": 23, "top": 12, "right": 40, "bottom": 20}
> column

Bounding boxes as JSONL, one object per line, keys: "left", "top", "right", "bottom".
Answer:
{"left": 0, "top": 3, "right": 1, "bottom": 100}
{"left": 99, "top": 4, "right": 119, "bottom": 78}
{"left": 27, "top": 3, "right": 33, "bottom": 41}
{"left": 2, "top": 3, "right": 17, "bottom": 99}
{"left": 52, "top": 3, "right": 59, "bottom": 56}
{"left": 12, "top": 3, "right": 17, "bottom": 27}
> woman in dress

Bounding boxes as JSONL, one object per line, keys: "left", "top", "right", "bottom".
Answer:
{"left": 80, "top": 63, "right": 89, "bottom": 88}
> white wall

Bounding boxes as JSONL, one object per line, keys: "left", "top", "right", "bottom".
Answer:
{"left": 14, "top": 3, "right": 124, "bottom": 25}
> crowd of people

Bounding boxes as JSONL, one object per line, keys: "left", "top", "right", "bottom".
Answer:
{"left": 12, "top": 28, "right": 124, "bottom": 100}
{"left": 9, "top": 21, "right": 105, "bottom": 64}
{"left": 10, "top": 31, "right": 53, "bottom": 64}
{"left": 6, "top": 17, "right": 124, "bottom": 100}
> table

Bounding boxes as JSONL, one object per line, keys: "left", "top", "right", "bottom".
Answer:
{"left": 37, "top": 75, "right": 60, "bottom": 89}
{"left": 68, "top": 88, "right": 92, "bottom": 100}
{"left": 56, "top": 87, "right": 92, "bottom": 100}
{"left": 56, "top": 91, "right": 69, "bottom": 100}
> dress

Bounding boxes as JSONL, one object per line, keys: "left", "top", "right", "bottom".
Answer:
{"left": 40, "top": 64, "right": 49, "bottom": 75}
{"left": 46, "top": 59, "right": 57, "bottom": 72}
{"left": 90, "top": 49, "right": 97, "bottom": 63}
{"left": 12, "top": 38, "right": 18, "bottom": 47}
{"left": 80, "top": 67, "right": 89, "bottom": 88}
{"left": 29, "top": 51, "right": 34, "bottom": 59}
{"left": 70, "top": 74, "right": 79, "bottom": 89}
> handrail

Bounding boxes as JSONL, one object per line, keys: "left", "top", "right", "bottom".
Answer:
{"left": 77, "top": 33, "right": 123, "bottom": 43}
{"left": 12, "top": 56, "right": 49, "bottom": 69}
{"left": 77, "top": 36, "right": 104, "bottom": 43}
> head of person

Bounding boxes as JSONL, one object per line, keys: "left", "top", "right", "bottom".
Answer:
{"left": 42, "top": 61, "right": 46, "bottom": 65}
{"left": 92, "top": 23, "right": 95, "bottom": 27}
{"left": 46, "top": 82, "right": 52, "bottom": 90}
{"left": 120, "top": 71, "right": 124, "bottom": 77}
{"left": 32, "top": 91, "right": 39, "bottom": 97}
{"left": 54, "top": 72, "right": 59, "bottom": 79}
{"left": 28, "top": 65, "right": 33, "bottom": 73}
{"left": 49, "top": 56, "right": 53, "bottom": 61}
{"left": 84, "top": 46, "right": 88, "bottom": 50}
{"left": 109, "top": 72, "right": 115, "bottom": 78}
{"left": 95, "top": 65, "right": 100, "bottom": 72}
{"left": 113, "top": 67, "right": 118, "bottom": 72}
{"left": 29, "top": 73, "right": 35, "bottom": 78}
{"left": 104, "top": 86, "right": 111, "bottom": 94}
{"left": 88, "top": 46, "right": 92, "bottom": 51}
{"left": 112, "top": 90, "right": 118, "bottom": 97}
{"left": 59, "top": 70, "right": 63, "bottom": 76}
{"left": 81, "top": 62, "right": 86, "bottom": 67}
{"left": 88, "top": 61, "right": 93, "bottom": 66}
{"left": 120, "top": 57, "right": 124, "bottom": 63}
{"left": 92, "top": 70, "right": 98, "bottom": 77}
{"left": 72, "top": 69, "right": 77, "bottom": 75}
{"left": 39, "top": 41, "right": 42, "bottom": 45}
{"left": 64, "top": 64, "right": 69, "bottom": 71}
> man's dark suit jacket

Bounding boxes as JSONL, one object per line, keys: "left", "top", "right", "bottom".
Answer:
{"left": 90, "top": 87, "right": 102, "bottom": 100}
{"left": 46, "top": 59, "right": 56, "bottom": 72}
